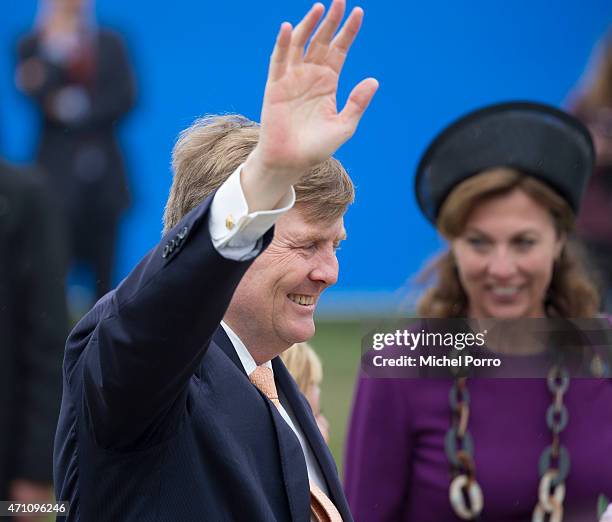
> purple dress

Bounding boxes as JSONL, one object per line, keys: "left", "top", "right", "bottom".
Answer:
{"left": 344, "top": 375, "right": 612, "bottom": 521}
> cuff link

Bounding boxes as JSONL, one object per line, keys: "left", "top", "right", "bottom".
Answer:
{"left": 225, "top": 214, "right": 235, "bottom": 231}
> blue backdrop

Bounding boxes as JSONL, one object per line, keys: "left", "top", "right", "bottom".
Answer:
{"left": 1, "top": 1, "right": 611, "bottom": 314}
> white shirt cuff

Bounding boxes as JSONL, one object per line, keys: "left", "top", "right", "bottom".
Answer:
{"left": 209, "top": 164, "right": 295, "bottom": 260}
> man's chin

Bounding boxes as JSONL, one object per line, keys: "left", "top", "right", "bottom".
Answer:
{"left": 282, "top": 320, "right": 316, "bottom": 345}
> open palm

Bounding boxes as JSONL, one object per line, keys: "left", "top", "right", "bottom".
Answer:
{"left": 255, "top": 1, "right": 378, "bottom": 180}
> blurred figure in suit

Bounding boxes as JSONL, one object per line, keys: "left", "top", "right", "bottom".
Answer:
{"left": 16, "top": 0, "right": 136, "bottom": 300}
{"left": 0, "top": 159, "right": 68, "bottom": 521}
{"left": 568, "top": 28, "right": 612, "bottom": 311}
{"left": 281, "top": 342, "right": 330, "bottom": 442}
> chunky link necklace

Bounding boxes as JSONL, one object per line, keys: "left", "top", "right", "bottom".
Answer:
{"left": 532, "top": 366, "right": 570, "bottom": 522}
{"left": 446, "top": 356, "right": 609, "bottom": 521}
{"left": 447, "top": 369, "right": 570, "bottom": 521}
{"left": 447, "top": 376, "right": 483, "bottom": 520}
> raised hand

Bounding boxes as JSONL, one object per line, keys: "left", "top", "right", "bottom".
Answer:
{"left": 243, "top": 0, "right": 378, "bottom": 211}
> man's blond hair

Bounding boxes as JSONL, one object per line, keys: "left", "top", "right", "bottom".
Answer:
{"left": 163, "top": 114, "right": 355, "bottom": 234}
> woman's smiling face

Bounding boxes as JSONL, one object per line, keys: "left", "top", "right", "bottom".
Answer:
{"left": 452, "top": 188, "right": 564, "bottom": 319}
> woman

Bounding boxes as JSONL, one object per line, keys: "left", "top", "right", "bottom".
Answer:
{"left": 344, "top": 102, "right": 612, "bottom": 521}
{"left": 16, "top": 0, "right": 136, "bottom": 299}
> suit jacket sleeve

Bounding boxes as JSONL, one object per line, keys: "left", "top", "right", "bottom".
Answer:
{"left": 78, "top": 30, "right": 136, "bottom": 129}
{"left": 65, "top": 194, "right": 273, "bottom": 450}
{"left": 16, "top": 34, "right": 67, "bottom": 113}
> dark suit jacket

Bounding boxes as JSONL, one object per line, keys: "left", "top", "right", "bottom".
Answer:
{"left": 18, "top": 28, "right": 136, "bottom": 219}
{"left": 0, "top": 160, "right": 68, "bottom": 498}
{"left": 53, "top": 193, "right": 353, "bottom": 521}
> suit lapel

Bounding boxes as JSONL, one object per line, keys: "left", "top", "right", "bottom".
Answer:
{"left": 211, "top": 327, "right": 311, "bottom": 522}
{"left": 263, "top": 393, "right": 311, "bottom": 522}
{"left": 212, "top": 327, "right": 247, "bottom": 376}
{"left": 273, "top": 357, "right": 353, "bottom": 521}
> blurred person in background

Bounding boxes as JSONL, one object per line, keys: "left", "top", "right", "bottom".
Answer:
{"left": 345, "top": 102, "right": 612, "bottom": 521}
{"left": 281, "top": 342, "right": 330, "bottom": 443}
{"left": 568, "top": 28, "right": 612, "bottom": 312}
{"left": 0, "top": 159, "right": 68, "bottom": 521}
{"left": 15, "top": 0, "right": 136, "bottom": 306}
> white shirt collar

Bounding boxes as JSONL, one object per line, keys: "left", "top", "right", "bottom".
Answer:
{"left": 220, "top": 321, "right": 273, "bottom": 376}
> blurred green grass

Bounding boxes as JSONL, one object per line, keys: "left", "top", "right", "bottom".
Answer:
{"left": 309, "top": 319, "right": 363, "bottom": 479}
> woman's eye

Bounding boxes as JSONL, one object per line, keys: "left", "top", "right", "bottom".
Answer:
{"left": 467, "top": 237, "right": 488, "bottom": 248}
{"left": 514, "top": 238, "right": 535, "bottom": 249}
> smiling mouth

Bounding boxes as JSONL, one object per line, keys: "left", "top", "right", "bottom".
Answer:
{"left": 488, "top": 286, "right": 522, "bottom": 298}
{"left": 288, "top": 293, "right": 315, "bottom": 306}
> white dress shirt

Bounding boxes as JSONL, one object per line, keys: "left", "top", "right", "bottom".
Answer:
{"left": 208, "top": 164, "right": 295, "bottom": 260}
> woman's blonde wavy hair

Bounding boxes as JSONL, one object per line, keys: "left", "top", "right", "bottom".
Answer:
{"left": 280, "top": 342, "right": 323, "bottom": 396}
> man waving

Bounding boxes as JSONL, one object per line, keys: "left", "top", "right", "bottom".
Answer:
{"left": 53, "top": 1, "right": 377, "bottom": 521}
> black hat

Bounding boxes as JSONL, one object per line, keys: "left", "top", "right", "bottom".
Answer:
{"left": 415, "top": 101, "right": 595, "bottom": 224}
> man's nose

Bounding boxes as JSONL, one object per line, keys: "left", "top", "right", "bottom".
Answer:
{"left": 309, "top": 249, "right": 339, "bottom": 287}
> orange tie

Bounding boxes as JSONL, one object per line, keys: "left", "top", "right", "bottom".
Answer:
{"left": 249, "top": 366, "right": 343, "bottom": 522}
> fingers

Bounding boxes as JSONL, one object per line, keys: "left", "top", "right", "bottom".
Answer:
{"left": 304, "top": 0, "right": 346, "bottom": 64}
{"left": 268, "top": 22, "right": 293, "bottom": 81}
{"left": 268, "top": 0, "right": 373, "bottom": 120}
{"left": 327, "top": 7, "right": 363, "bottom": 74}
{"left": 338, "top": 77, "right": 379, "bottom": 132}
{"left": 288, "top": 3, "right": 325, "bottom": 65}
{"left": 276, "top": 0, "right": 361, "bottom": 75}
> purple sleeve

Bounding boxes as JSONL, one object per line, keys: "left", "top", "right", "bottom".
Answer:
{"left": 344, "top": 374, "right": 413, "bottom": 521}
